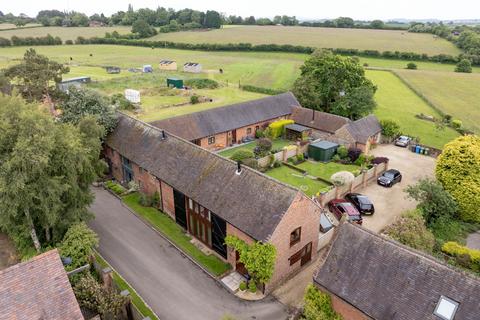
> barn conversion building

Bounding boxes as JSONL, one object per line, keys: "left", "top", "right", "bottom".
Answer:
{"left": 314, "top": 223, "right": 480, "bottom": 320}
{"left": 104, "top": 113, "right": 322, "bottom": 291}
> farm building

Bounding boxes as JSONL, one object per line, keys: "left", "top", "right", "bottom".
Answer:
{"left": 104, "top": 113, "right": 322, "bottom": 292}
{"left": 0, "top": 249, "right": 84, "bottom": 320}
{"left": 308, "top": 141, "right": 339, "bottom": 162}
{"left": 57, "top": 76, "right": 91, "bottom": 93}
{"left": 166, "top": 77, "right": 184, "bottom": 89}
{"left": 285, "top": 123, "right": 312, "bottom": 141}
{"left": 183, "top": 62, "right": 202, "bottom": 73}
{"left": 290, "top": 106, "right": 350, "bottom": 139}
{"left": 150, "top": 92, "right": 300, "bottom": 151}
{"left": 105, "top": 66, "right": 121, "bottom": 74}
{"left": 159, "top": 60, "right": 177, "bottom": 71}
{"left": 143, "top": 65, "right": 153, "bottom": 73}
{"left": 334, "top": 115, "right": 382, "bottom": 153}
{"left": 314, "top": 223, "right": 480, "bottom": 320}
{"left": 125, "top": 89, "right": 141, "bottom": 103}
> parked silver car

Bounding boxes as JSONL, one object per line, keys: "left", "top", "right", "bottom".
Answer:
{"left": 395, "top": 135, "right": 411, "bottom": 147}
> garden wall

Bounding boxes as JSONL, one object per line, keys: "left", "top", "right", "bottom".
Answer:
{"left": 317, "top": 162, "right": 389, "bottom": 207}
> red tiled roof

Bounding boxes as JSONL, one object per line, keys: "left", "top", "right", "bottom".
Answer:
{"left": 0, "top": 249, "right": 84, "bottom": 320}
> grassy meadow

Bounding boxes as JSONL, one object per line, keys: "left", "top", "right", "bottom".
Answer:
{"left": 148, "top": 25, "right": 460, "bottom": 56}
{"left": 0, "top": 23, "right": 42, "bottom": 30}
{"left": 0, "top": 26, "right": 132, "bottom": 41}
{"left": 395, "top": 70, "right": 480, "bottom": 133}
{"left": 366, "top": 70, "right": 459, "bottom": 148}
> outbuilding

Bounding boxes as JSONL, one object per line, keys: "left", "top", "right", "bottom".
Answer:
{"left": 125, "top": 89, "right": 141, "bottom": 103}
{"left": 57, "top": 76, "right": 91, "bottom": 93}
{"left": 166, "top": 77, "right": 184, "bottom": 89}
{"left": 285, "top": 123, "right": 312, "bottom": 141}
{"left": 143, "top": 65, "right": 153, "bottom": 73}
{"left": 159, "top": 60, "right": 177, "bottom": 71}
{"left": 308, "top": 140, "right": 339, "bottom": 162}
{"left": 105, "top": 66, "right": 121, "bottom": 74}
{"left": 183, "top": 62, "right": 202, "bottom": 73}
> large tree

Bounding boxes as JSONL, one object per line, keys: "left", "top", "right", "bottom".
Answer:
{"left": 4, "top": 48, "right": 69, "bottom": 102}
{"left": 293, "top": 49, "right": 376, "bottom": 120}
{"left": 436, "top": 135, "right": 480, "bottom": 222}
{"left": 0, "top": 95, "right": 105, "bottom": 252}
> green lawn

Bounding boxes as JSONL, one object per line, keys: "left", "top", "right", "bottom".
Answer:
{"left": 94, "top": 252, "right": 159, "bottom": 320}
{"left": 366, "top": 70, "right": 459, "bottom": 149}
{"left": 147, "top": 25, "right": 459, "bottom": 56}
{"left": 395, "top": 70, "right": 480, "bottom": 133}
{"left": 266, "top": 165, "right": 330, "bottom": 197}
{"left": 297, "top": 161, "right": 360, "bottom": 181}
{"left": 358, "top": 56, "right": 480, "bottom": 73}
{"left": 218, "top": 139, "right": 293, "bottom": 158}
{"left": 0, "top": 26, "right": 132, "bottom": 41}
{"left": 122, "top": 193, "right": 231, "bottom": 276}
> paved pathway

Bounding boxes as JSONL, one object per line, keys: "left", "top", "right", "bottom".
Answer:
{"left": 89, "top": 187, "right": 289, "bottom": 320}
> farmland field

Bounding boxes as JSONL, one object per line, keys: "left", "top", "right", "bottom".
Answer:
{"left": 395, "top": 70, "right": 480, "bottom": 133}
{"left": 0, "top": 23, "right": 42, "bottom": 30}
{"left": 148, "top": 25, "right": 460, "bottom": 56}
{"left": 367, "top": 70, "right": 459, "bottom": 148}
{"left": 0, "top": 26, "right": 132, "bottom": 41}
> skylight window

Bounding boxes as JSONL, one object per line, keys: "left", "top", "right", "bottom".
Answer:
{"left": 434, "top": 296, "right": 459, "bottom": 320}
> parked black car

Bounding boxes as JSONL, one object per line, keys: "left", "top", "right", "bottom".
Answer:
{"left": 377, "top": 169, "right": 402, "bottom": 187}
{"left": 345, "top": 193, "right": 375, "bottom": 215}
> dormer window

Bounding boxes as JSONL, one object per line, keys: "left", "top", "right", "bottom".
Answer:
{"left": 434, "top": 296, "right": 459, "bottom": 320}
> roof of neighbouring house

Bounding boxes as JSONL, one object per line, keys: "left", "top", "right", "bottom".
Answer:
{"left": 285, "top": 123, "right": 311, "bottom": 133}
{"left": 107, "top": 113, "right": 303, "bottom": 241}
{"left": 310, "top": 140, "right": 339, "bottom": 150}
{"left": 339, "top": 114, "right": 382, "bottom": 144}
{"left": 0, "top": 249, "right": 84, "bottom": 320}
{"left": 290, "top": 107, "right": 351, "bottom": 134}
{"left": 314, "top": 223, "right": 480, "bottom": 320}
{"left": 150, "top": 92, "right": 301, "bottom": 141}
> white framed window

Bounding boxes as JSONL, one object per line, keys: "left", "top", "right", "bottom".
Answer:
{"left": 434, "top": 296, "right": 459, "bottom": 320}
{"left": 188, "top": 199, "right": 193, "bottom": 210}
{"left": 208, "top": 136, "right": 215, "bottom": 145}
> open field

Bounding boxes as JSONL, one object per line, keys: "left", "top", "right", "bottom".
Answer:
{"left": 360, "top": 57, "right": 480, "bottom": 73}
{"left": 366, "top": 70, "right": 459, "bottom": 148}
{"left": 0, "top": 26, "right": 132, "bottom": 41}
{"left": 148, "top": 25, "right": 460, "bottom": 56}
{"left": 0, "top": 23, "right": 42, "bottom": 30}
{"left": 395, "top": 70, "right": 480, "bottom": 133}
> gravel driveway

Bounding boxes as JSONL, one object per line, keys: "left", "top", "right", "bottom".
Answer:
{"left": 360, "top": 145, "right": 436, "bottom": 233}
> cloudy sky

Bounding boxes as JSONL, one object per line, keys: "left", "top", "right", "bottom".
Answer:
{"left": 3, "top": 0, "right": 480, "bottom": 21}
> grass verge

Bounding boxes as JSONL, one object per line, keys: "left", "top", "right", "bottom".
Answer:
{"left": 122, "top": 193, "right": 231, "bottom": 276}
{"left": 94, "top": 252, "right": 159, "bottom": 320}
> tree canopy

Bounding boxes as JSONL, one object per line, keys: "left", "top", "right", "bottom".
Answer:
{"left": 293, "top": 50, "right": 376, "bottom": 120}
{"left": 59, "top": 222, "right": 99, "bottom": 271}
{"left": 0, "top": 95, "right": 105, "bottom": 252}
{"left": 436, "top": 135, "right": 480, "bottom": 222}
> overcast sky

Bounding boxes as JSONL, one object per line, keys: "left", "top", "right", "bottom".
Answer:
{"left": 3, "top": 0, "right": 480, "bottom": 21}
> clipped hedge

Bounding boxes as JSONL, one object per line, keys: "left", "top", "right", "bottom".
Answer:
{"left": 268, "top": 119, "right": 294, "bottom": 139}
{"left": 184, "top": 78, "right": 219, "bottom": 89}
{"left": 442, "top": 241, "right": 480, "bottom": 271}
{"left": 241, "top": 85, "right": 286, "bottom": 95}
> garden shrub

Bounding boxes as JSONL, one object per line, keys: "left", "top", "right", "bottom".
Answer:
{"left": 139, "top": 193, "right": 153, "bottom": 207}
{"left": 105, "top": 181, "right": 126, "bottom": 195}
{"left": 380, "top": 119, "right": 401, "bottom": 139}
{"left": 273, "top": 160, "right": 282, "bottom": 168}
{"left": 254, "top": 138, "right": 272, "bottom": 157}
{"left": 59, "top": 223, "right": 98, "bottom": 271}
{"left": 337, "top": 145, "right": 348, "bottom": 159}
{"left": 455, "top": 59, "right": 473, "bottom": 73}
{"left": 331, "top": 154, "right": 341, "bottom": 162}
{"left": 230, "top": 149, "right": 255, "bottom": 162}
{"left": 442, "top": 242, "right": 480, "bottom": 271}
{"left": 255, "top": 128, "right": 265, "bottom": 138}
{"left": 302, "top": 284, "right": 342, "bottom": 320}
{"left": 111, "top": 93, "right": 134, "bottom": 110}
{"left": 190, "top": 95, "right": 199, "bottom": 104}
{"left": 406, "top": 62, "right": 417, "bottom": 69}
{"left": 451, "top": 119, "right": 463, "bottom": 130}
{"left": 248, "top": 281, "right": 257, "bottom": 293}
{"left": 268, "top": 120, "right": 294, "bottom": 139}
{"left": 239, "top": 281, "right": 247, "bottom": 291}
{"left": 296, "top": 153, "right": 305, "bottom": 163}
{"left": 241, "top": 85, "right": 285, "bottom": 95}
{"left": 184, "top": 78, "right": 219, "bottom": 89}
{"left": 347, "top": 147, "right": 362, "bottom": 162}
{"left": 152, "top": 191, "right": 160, "bottom": 208}
{"left": 331, "top": 171, "right": 355, "bottom": 186}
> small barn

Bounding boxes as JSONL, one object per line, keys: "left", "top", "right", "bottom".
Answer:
{"left": 166, "top": 77, "right": 184, "bottom": 89}
{"left": 125, "top": 89, "right": 140, "bottom": 104}
{"left": 106, "top": 66, "right": 121, "bottom": 74}
{"left": 159, "top": 60, "right": 177, "bottom": 71}
{"left": 285, "top": 123, "right": 312, "bottom": 141}
{"left": 308, "top": 140, "right": 339, "bottom": 162}
{"left": 143, "top": 65, "right": 153, "bottom": 73}
{"left": 57, "top": 76, "right": 91, "bottom": 93}
{"left": 183, "top": 62, "right": 202, "bottom": 73}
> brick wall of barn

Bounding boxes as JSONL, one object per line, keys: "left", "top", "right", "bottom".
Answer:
{"left": 160, "top": 181, "right": 175, "bottom": 219}
{"left": 266, "top": 193, "right": 321, "bottom": 292}
{"left": 330, "top": 294, "right": 373, "bottom": 320}
{"left": 226, "top": 224, "right": 255, "bottom": 267}
{"left": 199, "top": 132, "right": 229, "bottom": 151}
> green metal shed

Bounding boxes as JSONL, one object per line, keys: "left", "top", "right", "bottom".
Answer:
{"left": 167, "top": 77, "right": 184, "bottom": 89}
{"left": 308, "top": 141, "right": 339, "bottom": 162}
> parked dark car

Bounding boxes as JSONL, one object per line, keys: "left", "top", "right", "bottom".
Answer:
{"left": 345, "top": 193, "right": 375, "bottom": 215}
{"left": 377, "top": 169, "right": 402, "bottom": 187}
{"left": 328, "top": 199, "right": 363, "bottom": 225}
{"left": 395, "top": 135, "right": 411, "bottom": 147}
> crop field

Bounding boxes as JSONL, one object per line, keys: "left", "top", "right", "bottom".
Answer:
{"left": 148, "top": 25, "right": 460, "bottom": 56}
{"left": 0, "top": 26, "right": 132, "bottom": 41}
{"left": 0, "top": 23, "right": 42, "bottom": 30}
{"left": 366, "top": 70, "right": 459, "bottom": 148}
{"left": 395, "top": 70, "right": 480, "bottom": 133}
{"left": 359, "top": 56, "right": 480, "bottom": 73}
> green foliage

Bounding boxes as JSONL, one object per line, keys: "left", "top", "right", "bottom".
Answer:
{"left": 268, "top": 119, "right": 294, "bottom": 139}
{"left": 239, "top": 281, "right": 247, "bottom": 291}
{"left": 185, "top": 78, "right": 219, "bottom": 89}
{"left": 302, "top": 284, "right": 342, "bottom": 320}
{"left": 241, "top": 85, "right": 285, "bottom": 95}
{"left": 59, "top": 222, "right": 98, "bottom": 271}
{"left": 297, "top": 153, "right": 305, "bottom": 162}
{"left": 230, "top": 149, "right": 255, "bottom": 162}
{"left": 254, "top": 138, "right": 273, "bottom": 157}
{"left": 111, "top": 93, "right": 134, "bottom": 110}
{"left": 331, "top": 154, "right": 341, "bottom": 162}
{"left": 4, "top": 48, "right": 69, "bottom": 102}
{"left": 105, "top": 181, "right": 126, "bottom": 195}
{"left": 379, "top": 119, "right": 401, "bottom": 138}
{"left": 451, "top": 119, "right": 463, "bottom": 129}
{"left": 337, "top": 145, "right": 348, "bottom": 159}
{"left": 224, "top": 235, "right": 276, "bottom": 285}
{"left": 384, "top": 210, "right": 435, "bottom": 253}
{"left": 255, "top": 128, "right": 265, "bottom": 138}
{"left": 436, "top": 136, "right": 480, "bottom": 222}
{"left": 248, "top": 281, "right": 257, "bottom": 293}
{"left": 131, "top": 19, "right": 157, "bottom": 38}
{"left": 293, "top": 49, "right": 377, "bottom": 120}
{"left": 73, "top": 273, "right": 127, "bottom": 319}
{"left": 405, "top": 178, "right": 458, "bottom": 226}
{"left": 60, "top": 87, "right": 117, "bottom": 135}
{"left": 0, "top": 95, "right": 104, "bottom": 251}
{"left": 138, "top": 193, "right": 153, "bottom": 207}
{"left": 442, "top": 242, "right": 480, "bottom": 271}
{"left": 455, "top": 59, "right": 473, "bottom": 73}
{"left": 190, "top": 95, "right": 199, "bottom": 104}
{"left": 406, "top": 62, "right": 418, "bottom": 70}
